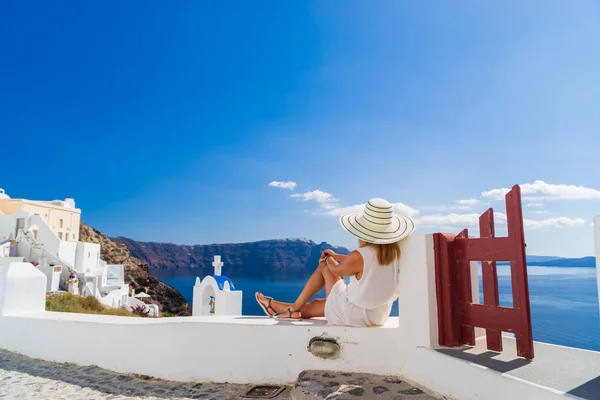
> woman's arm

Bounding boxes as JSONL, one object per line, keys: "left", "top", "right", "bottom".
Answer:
{"left": 324, "top": 250, "right": 362, "bottom": 277}
{"left": 320, "top": 249, "right": 348, "bottom": 262}
{"left": 333, "top": 254, "right": 348, "bottom": 262}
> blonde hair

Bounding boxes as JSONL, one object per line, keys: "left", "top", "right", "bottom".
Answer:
{"left": 358, "top": 240, "right": 401, "bottom": 266}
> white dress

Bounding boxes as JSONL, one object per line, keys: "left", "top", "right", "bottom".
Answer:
{"left": 324, "top": 246, "right": 400, "bottom": 327}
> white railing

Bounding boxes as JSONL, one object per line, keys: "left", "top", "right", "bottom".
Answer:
{"left": 18, "top": 230, "right": 72, "bottom": 270}
{"left": 27, "top": 214, "right": 61, "bottom": 257}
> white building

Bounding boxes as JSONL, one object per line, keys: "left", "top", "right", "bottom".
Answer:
{"left": 193, "top": 255, "right": 242, "bottom": 316}
{"left": 0, "top": 188, "right": 154, "bottom": 314}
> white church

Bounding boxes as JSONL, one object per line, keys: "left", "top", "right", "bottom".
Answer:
{"left": 193, "top": 255, "right": 242, "bottom": 316}
{"left": 0, "top": 188, "right": 157, "bottom": 316}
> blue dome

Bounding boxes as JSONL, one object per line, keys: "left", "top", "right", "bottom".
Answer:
{"left": 213, "top": 275, "right": 236, "bottom": 290}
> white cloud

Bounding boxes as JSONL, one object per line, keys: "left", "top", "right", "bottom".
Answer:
{"left": 420, "top": 204, "right": 471, "bottom": 211}
{"left": 523, "top": 217, "right": 585, "bottom": 229}
{"left": 415, "top": 211, "right": 583, "bottom": 230}
{"left": 322, "top": 204, "right": 363, "bottom": 216}
{"left": 482, "top": 180, "right": 600, "bottom": 201}
{"left": 269, "top": 181, "right": 588, "bottom": 239}
{"left": 421, "top": 198, "right": 481, "bottom": 212}
{"left": 456, "top": 198, "right": 480, "bottom": 207}
{"left": 526, "top": 202, "right": 544, "bottom": 207}
{"left": 282, "top": 185, "right": 421, "bottom": 218}
{"left": 291, "top": 190, "right": 336, "bottom": 203}
{"left": 393, "top": 202, "right": 420, "bottom": 217}
{"left": 322, "top": 202, "right": 420, "bottom": 218}
{"left": 416, "top": 213, "right": 481, "bottom": 228}
{"left": 268, "top": 181, "right": 297, "bottom": 190}
{"left": 320, "top": 203, "right": 338, "bottom": 210}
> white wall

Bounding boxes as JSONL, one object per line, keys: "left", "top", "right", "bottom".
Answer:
{"left": 36, "top": 265, "right": 62, "bottom": 292}
{"left": 0, "top": 241, "right": 11, "bottom": 257}
{"left": 0, "top": 235, "right": 593, "bottom": 400}
{"left": 0, "top": 214, "right": 16, "bottom": 242}
{"left": 15, "top": 232, "right": 33, "bottom": 261}
{"left": 595, "top": 216, "right": 600, "bottom": 314}
{"left": 58, "top": 240, "right": 77, "bottom": 268}
{"left": 99, "top": 286, "right": 129, "bottom": 308}
{"left": 80, "top": 274, "right": 99, "bottom": 297}
{"left": 0, "top": 313, "right": 404, "bottom": 384}
{"left": 75, "top": 242, "right": 100, "bottom": 272}
{"left": 397, "top": 234, "right": 439, "bottom": 348}
{"left": 0, "top": 258, "right": 26, "bottom": 268}
{"left": 0, "top": 262, "right": 47, "bottom": 315}
{"left": 105, "top": 264, "right": 124, "bottom": 285}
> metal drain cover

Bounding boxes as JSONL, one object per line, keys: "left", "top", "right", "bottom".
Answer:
{"left": 242, "top": 385, "right": 286, "bottom": 398}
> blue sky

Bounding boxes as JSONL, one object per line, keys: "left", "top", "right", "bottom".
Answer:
{"left": 2, "top": 1, "right": 600, "bottom": 256}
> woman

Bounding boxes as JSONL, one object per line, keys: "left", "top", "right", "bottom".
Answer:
{"left": 255, "top": 198, "right": 415, "bottom": 327}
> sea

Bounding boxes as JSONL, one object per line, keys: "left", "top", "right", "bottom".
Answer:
{"left": 153, "top": 265, "right": 600, "bottom": 352}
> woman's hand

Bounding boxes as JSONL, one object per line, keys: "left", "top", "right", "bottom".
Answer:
{"left": 320, "top": 249, "right": 337, "bottom": 261}
{"left": 325, "top": 250, "right": 362, "bottom": 278}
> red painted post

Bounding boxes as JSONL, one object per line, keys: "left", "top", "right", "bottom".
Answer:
{"left": 506, "top": 185, "right": 534, "bottom": 360}
{"left": 455, "top": 229, "right": 475, "bottom": 346}
{"left": 479, "top": 209, "right": 503, "bottom": 352}
{"left": 434, "top": 233, "right": 461, "bottom": 347}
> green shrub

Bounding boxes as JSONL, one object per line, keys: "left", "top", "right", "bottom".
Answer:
{"left": 46, "top": 293, "right": 137, "bottom": 317}
{"left": 161, "top": 311, "right": 171, "bottom": 317}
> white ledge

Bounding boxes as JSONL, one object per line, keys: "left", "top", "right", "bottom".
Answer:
{"left": 5, "top": 312, "right": 400, "bottom": 328}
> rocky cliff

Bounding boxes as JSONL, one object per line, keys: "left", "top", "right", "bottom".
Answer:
{"left": 112, "top": 237, "right": 350, "bottom": 279}
{"left": 79, "top": 223, "right": 191, "bottom": 316}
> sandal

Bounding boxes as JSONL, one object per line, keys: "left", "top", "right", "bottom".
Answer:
{"left": 275, "top": 306, "right": 303, "bottom": 321}
{"left": 255, "top": 292, "right": 276, "bottom": 317}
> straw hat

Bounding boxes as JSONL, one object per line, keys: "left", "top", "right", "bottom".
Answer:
{"left": 339, "top": 198, "right": 416, "bottom": 244}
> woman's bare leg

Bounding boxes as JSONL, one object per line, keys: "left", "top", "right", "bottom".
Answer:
{"left": 289, "top": 263, "right": 329, "bottom": 311}
{"left": 319, "top": 262, "right": 343, "bottom": 296}
{"left": 259, "top": 263, "right": 342, "bottom": 319}
{"left": 256, "top": 293, "right": 290, "bottom": 315}
{"left": 255, "top": 264, "right": 325, "bottom": 316}
{"left": 280, "top": 264, "right": 342, "bottom": 319}
{"left": 256, "top": 295, "right": 326, "bottom": 317}
{"left": 300, "top": 298, "right": 326, "bottom": 318}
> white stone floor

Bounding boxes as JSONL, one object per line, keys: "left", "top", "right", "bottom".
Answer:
{"left": 0, "top": 349, "right": 291, "bottom": 399}
{"left": 437, "top": 335, "right": 600, "bottom": 400}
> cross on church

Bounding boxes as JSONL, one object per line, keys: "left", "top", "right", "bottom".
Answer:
{"left": 212, "top": 255, "right": 223, "bottom": 276}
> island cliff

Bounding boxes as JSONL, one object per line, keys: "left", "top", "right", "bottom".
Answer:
{"left": 112, "top": 237, "right": 351, "bottom": 279}
{"left": 79, "top": 223, "right": 191, "bottom": 316}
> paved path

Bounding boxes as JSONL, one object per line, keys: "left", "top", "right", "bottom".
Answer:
{"left": 0, "top": 350, "right": 443, "bottom": 399}
{"left": 291, "top": 370, "right": 443, "bottom": 399}
{"left": 0, "top": 350, "right": 291, "bottom": 399}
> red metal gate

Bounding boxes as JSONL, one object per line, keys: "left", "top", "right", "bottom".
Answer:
{"left": 434, "top": 185, "right": 534, "bottom": 359}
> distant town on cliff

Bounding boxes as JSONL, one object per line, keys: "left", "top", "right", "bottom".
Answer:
{"left": 113, "top": 236, "right": 597, "bottom": 275}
